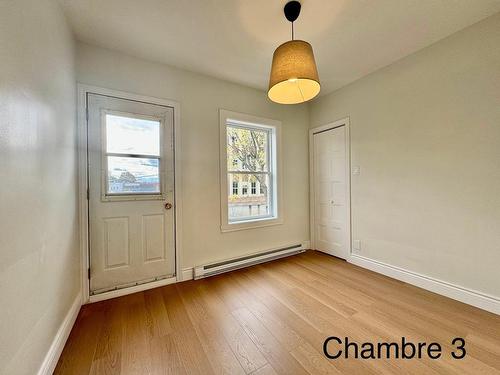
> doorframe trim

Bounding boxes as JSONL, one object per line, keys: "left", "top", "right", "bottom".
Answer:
{"left": 309, "top": 117, "right": 351, "bottom": 259}
{"left": 77, "top": 84, "right": 182, "bottom": 304}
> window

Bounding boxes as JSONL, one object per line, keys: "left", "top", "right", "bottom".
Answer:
{"left": 232, "top": 181, "right": 238, "bottom": 195}
{"left": 220, "top": 110, "right": 282, "bottom": 231}
{"left": 103, "top": 112, "right": 162, "bottom": 197}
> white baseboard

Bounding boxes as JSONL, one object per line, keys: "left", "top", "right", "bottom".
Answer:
{"left": 349, "top": 254, "right": 500, "bottom": 315}
{"left": 37, "top": 292, "right": 82, "bottom": 375}
{"left": 181, "top": 267, "right": 194, "bottom": 281}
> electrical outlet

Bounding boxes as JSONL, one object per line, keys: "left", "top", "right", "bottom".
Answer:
{"left": 353, "top": 240, "right": 361, "bottom": 251}
{"left": 352, "top": 165, "right": 360, "bottom": 175}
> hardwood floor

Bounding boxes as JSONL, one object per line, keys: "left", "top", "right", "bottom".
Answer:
{"left": 55, "top": 251, "right": 500, "bottom": 374}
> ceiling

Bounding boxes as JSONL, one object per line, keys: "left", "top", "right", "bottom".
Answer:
{"left": 59, "top": 0, "right": 500, "bottom": 95}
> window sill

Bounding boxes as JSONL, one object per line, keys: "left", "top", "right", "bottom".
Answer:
{"left": 221, "top": 217, "right": 283, "bottom": 233}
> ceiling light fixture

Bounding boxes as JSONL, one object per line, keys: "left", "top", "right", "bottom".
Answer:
{"left": 268, "top": 1, "right": 320, "bottom": 104}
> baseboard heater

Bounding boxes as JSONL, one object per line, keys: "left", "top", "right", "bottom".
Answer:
{"left": 194, "top": 243, "right": 306, "bottom": 279}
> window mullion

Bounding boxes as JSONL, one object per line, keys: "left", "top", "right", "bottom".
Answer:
{"left": 227, "top": 170, "right": 270, "bottom": 175}
{"left": 106, "top": 152, "right": 160, "bottom": 159}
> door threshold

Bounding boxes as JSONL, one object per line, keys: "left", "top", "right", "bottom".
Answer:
{"left": 88, "top": 276, "right": 177, "bottom": 303}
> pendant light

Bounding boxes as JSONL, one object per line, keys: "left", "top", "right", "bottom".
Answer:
{"left": 268, "top": 1, "right": 320, "bottom": 104}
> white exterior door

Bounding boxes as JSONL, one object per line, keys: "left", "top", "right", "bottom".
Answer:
{"left": 313, "top": 126, "right": 349, "bottom": 259}
{"left": 87, "top": 93, "right": 175, "bottom": 295}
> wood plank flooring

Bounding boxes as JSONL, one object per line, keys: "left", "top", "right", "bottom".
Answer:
{"left": 55, "top": 251, "right": 500, "bottom": 374}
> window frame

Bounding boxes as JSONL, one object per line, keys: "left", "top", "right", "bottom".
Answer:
{"left": 219, "top": 109, "right": 283, "bottom": 232}
{"left": 100, "top": 109, "right": 166, "bottom": 202}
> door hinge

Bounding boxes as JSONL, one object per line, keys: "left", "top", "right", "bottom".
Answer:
{"left": 85, "top": 107, "right": 89, "bottom": 121}
{"left": 87, "top": 268, "right": 91, "bottom": 279}
{"left": 86, "top": 188, "right": 89, "bottom": 200}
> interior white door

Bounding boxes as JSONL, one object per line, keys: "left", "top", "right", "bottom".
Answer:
{"left": 87, "top": 93, "right": 175, "bottom": 294}
{"left": 313, "top": 126, "right": 348, "bottom": 259}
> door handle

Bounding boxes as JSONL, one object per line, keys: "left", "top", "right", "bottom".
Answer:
{"left": 164, "top": 202, "right": 173, "bottom": 210}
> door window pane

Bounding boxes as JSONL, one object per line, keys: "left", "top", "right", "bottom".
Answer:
{"left": 228, "top": 173, "right": 270, "bottom": 221}
{"left": 106, "top": 114, "right": 160, "bottom": 156}
{"left": 107, "top": 156, "right": 160, "bottom": 194}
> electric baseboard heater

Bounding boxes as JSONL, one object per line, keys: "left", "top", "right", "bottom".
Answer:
{"left": 194, "top": 243, "right": 306, "bottom": 279}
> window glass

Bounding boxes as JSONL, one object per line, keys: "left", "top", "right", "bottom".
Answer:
{"left": 104, "top": 112, "right": 162, "bottom": 196}
{"left": 107, "top": 156, "right": 160, "bottom": 194}
{"left": 222, "top": 112, "right": 279, "bottom": 228}
{"left": 227, "top": 173, "right": 270, "bottom": 221}
{"left": 227, "top": 126, "right": 269, "bottom": 172}
{"left": 106, "top": 114, "right": 160, "bottom": 156}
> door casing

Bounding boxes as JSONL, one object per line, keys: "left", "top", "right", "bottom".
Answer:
{"left": 77, "top": 84, "right": 183, "bottom": 304}
{"left": 309, "top": 117, "right": 352, "bottom": 259}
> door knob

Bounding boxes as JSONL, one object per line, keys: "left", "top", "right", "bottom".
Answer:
{"left": 164, "top": 202, "right": 173, "bottom": 210}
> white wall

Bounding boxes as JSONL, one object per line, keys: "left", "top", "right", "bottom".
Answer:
{"left": 76, "top": 42, "right": 310, "bottom": 269}
{"left": 0, "top": 0, "right": 79, "bottom": 374}
{"left": 310, "top": 13, "right": 500, "bottom": 298}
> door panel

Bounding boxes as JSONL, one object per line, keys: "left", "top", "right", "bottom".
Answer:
{"left": 87, "top": 93, "right": 175, "bottom": 294}
{"left": 142, "top": 214, "right": 166, "bottom": 262}
{"left": 313, "top": 126, "right": 348, "bottom": 259}
{"left": 103, "top": 217, "right": 130, "bottom": 269}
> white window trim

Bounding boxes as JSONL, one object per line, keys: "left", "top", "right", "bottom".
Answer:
{"left": 219, "top": 109, "right": 283, "bottom": 232}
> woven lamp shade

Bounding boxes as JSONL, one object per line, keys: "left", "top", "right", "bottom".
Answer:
{"left": 268, "top": 40, "right": 320, "bottom": 104}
